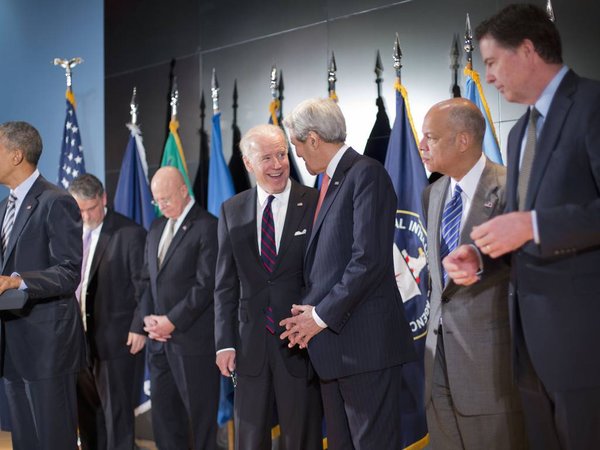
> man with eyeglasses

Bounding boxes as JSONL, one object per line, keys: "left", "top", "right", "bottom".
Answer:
{"left": 214, "top": 124, "right": 322, "bottom": 449}
{"left": 141, "top": 166, "right": 220, "bottom": 450}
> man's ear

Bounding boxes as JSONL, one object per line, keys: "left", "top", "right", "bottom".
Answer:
{"left": 242, "top": 155, "right": 254, "bottom": 174}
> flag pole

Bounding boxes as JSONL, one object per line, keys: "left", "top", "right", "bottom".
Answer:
{"left": 211, "top": 68, "right": 220, "bottom": 114}
{"left": 464, "top": 14, "right": 474, "bottom": 71}
{"left": 52, "top": 57, "right": 83, "bottom": 91}
{"left": 130, "top": 87, "right": 138, "bottom": 126}
{"left": 328, "top": 51, "right": 337, "bottom": 102}
{"left": 450, "top": 34, "right": 461, "bottom": 98}
{"left": 375, "top": 50, "right": 384, "bottom": 99}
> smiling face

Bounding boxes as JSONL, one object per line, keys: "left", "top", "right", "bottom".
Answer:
{"left": 244, "top": 133, "right": 290, "bottom": 194}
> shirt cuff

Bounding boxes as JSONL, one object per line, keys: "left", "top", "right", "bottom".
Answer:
{"left": 531, "top": 210, "right": 540, "bottom": 244}
{"left": 216, "top": 348, "right": 235, "bottom": 355}
{"left": 467, "top": 244, "right": 484, "bottom": 277}
{"left": 10, "top": 272, "right": 26, "bottom": 290}
{"left": 312, "top": 307, "right": 328, "bottom": 329}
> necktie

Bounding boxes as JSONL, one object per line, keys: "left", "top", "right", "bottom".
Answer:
{"left": 518, "top": 107, "right": 541, "bottom": 211}
{"left": 158, "top": 219, "right": 175, "bottom": 268}
{"left": 313, "top": 174, "right": 331, "bottom": 224}
{"left": 440, "top": 185, "right": 463, "bottom": 284}
{"left": 76, "top": 230, "right": 92, "bottom": 303}
{"left": 1, "top": 193, "right": 17, "bottom": 257}
{"left": 260, "top": 195, "right": 277, "bottom": 273}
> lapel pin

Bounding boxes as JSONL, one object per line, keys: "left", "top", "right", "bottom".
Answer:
{"left": 484, "top": 201, "right": 494, "bottom": 208}
{"left": 26, "top": 205, "right": 32, "bottom": 210}
{"left": 297, "top": 202, "right": 303, "bottom": 207}
{"left": 334, "top": 181, "right": 340, "bottom": 186}
{"left": 182, "top": 225, "right": 188, "bottom": 231}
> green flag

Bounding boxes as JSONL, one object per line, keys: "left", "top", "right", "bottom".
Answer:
{"left": 161, "top": 119, "right": 194, "bottom": 196}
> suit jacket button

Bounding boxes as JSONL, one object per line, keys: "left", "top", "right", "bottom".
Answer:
{"left": 267, "top": 280, "right": 273, "bottom": 285}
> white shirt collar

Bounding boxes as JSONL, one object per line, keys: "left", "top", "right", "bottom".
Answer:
{"left": 256, "top": 179, "right": 292, "bottom": 207}
{"left": 449, "top": 153, "right": 486, "bottom": 202}
{"left": 11, "top": 169, "right": 40, "bottom": 209}
{"left": 534, "top": 65, "right": 569, "bottom": 118}
{"left": 325, "top": 144, "right": 349, "bottom": 179}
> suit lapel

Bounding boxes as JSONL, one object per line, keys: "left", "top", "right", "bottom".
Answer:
{"left": 275, "top": 182, "right": 309, "bottom": 267}
{"left": 148, "top": 218, "right": 165, "bottom": 277}
{"left": 506, "top": 115, "right": 527, "bottom": 212}
{"left": 525, "top": 71, "right": 576, "bottom": 210}
{"left": 241, "top": 189, "right": 261, "bottom": 267}
{"left": 307, "top": 148, "right": 359, "bottom": 252}
{"left": 428, "top": 177, "right": 450, "bottom": 292}
{"left": 159, "top": 205, "right": 196, "bottom": 271}
{"left": 88, "top": 211, "right": 115, "bottom": 281}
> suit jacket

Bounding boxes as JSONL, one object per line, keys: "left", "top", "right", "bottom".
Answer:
{"left": 0, "top": 176, "right": 85, "bottom": 379}
{"left": 423, "top": 159, "right": 521, "bottom": 415}
{"left": 303, "top": 148, "right": 416, "bottom": 380}
{"left": 214, "top": 181, "right": 318, "bottom": 377}
{"left": 505, "top": 70, "right": 600, "bottom": 392}
{"left": 85, "top": 209, "right": 146, "bottom": 360}
{"left": 141, "top": 202, "right": 217, "bottom": 356}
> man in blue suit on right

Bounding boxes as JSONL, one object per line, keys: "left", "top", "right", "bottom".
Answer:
{"left": 444, "top": 4, "right": 600, "bottom": 449}
{"left": 281, "top": 98, "right": 416, "bottom": 449}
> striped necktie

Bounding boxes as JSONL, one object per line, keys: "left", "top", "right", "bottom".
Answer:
{"left": 260, "top": 195, "right": 277, "bottom": 273}
{"left": 440, "top": 185, "right": 463, "bottom": 284}
{"left": 1, "top": 193, "right": 17, "bottom": 257}
{"left": 518, "top": 107, "right": 541, "bottom": 210}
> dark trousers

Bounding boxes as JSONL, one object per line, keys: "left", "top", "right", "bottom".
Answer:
{"left": 234, "top": 333, "right": 323, "bottom": 450}
{"left": 148, "top": 348, "right": 220, "bottom": 450}
{"left": 4, "top": 373, "right": 79, "bottom": 450}
{"left": 320, "top": 364, "right": 403, "bottom": 450}
{"left": 516, "top": 333, "right": 600, "bottom": 450}
{"left": 77, "top": 353, "right": 144, "bottom": 450}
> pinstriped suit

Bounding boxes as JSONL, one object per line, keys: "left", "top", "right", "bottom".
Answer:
{"left": 423, "top": 159, "right": 526, "bottom": 449}
{"left": 302, "top": 148, "right": 416, "bottom": 449}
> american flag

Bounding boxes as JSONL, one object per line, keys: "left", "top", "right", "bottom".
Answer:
{"left": 58, "top": 89, "right": 86, "bottom": 189}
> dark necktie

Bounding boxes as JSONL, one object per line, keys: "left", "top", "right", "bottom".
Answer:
{"left": 518, "top": 107, "right": 541, "bottom": 211}
{"left": 440, "top": 185, "right": 463, "bottom": 284}
{"left": 1, "top": 193, "right": 17, "bottom": 257}
{"left": 313, "top": 174, "right": 330, "bottom": 224}
{"left": 260, "top": 195, "right": 277, "bottom": 273}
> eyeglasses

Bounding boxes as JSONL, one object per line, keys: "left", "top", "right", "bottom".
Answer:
{"left": 151, "top": 197, "right": 172, "bottom": 207}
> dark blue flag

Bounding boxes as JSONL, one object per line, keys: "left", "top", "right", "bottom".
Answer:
{"left": 384, "top": 81, "right": 430, "bottom": 450}
{"left": 58, "top": 89, "right": 86, "bottom": 189}
{"left": 114, "top": 124, "right": 155, "bottom": 230}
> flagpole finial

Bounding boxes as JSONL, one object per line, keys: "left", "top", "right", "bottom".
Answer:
{"left": 375, "top": 50, "right": 384, "bottom": 98}
{"left": 450, "top": 34, "right": 462, "bottom": 98}
{"left": 546, "top": 0, "right": 556, "bottom": 22}
{"left": 53, "top": 57, "right": 83, "bottom": 88}
{"left": 200, "top": 90, "right": 206, "bottom": 130}
{"left": 270, "top": 65, "right": 278, "bottom": 99}
{"left": 130, "top": 87, "right": 139, "bottom": 126}
{"left": 233, "top": 79, "right": 239, "bottom": 125}
{"left": 464, "top": 13, "right": 474, "bottom": 68}
{"left": 327, "top": 52, "right": 337, "bottom": 96}
{"left": 211, "top": 68, "right": 220, "bottom": 113}
{"left": 393, "top": 33, "right": 403, "bottom": 80}
{"left": 170, "top": 76, "right": 179, "bottom": 120}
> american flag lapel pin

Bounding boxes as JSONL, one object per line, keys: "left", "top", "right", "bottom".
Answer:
{"left": 484, "top": 200, "right": 494, "bottom": 208}
{"left": 297, "top": 202, "right": 303, "bottom": 207}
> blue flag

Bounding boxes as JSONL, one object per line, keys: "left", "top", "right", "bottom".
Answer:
{"left": 208, "top": 112, "right": 235, "bottom": 217}
{"left": 207, "top": 111, "right": 236, "bottom": 426}
{"left": 58, "top": 88, "right": 86, "bottom": 189}
{"left": 114, "top": 124, "right": 155, "bottom": 230}
{"left": 384, "top": 81, "right": 430, "bottom": 450}
{"left": 464, "top": 67, "right": 503, "bottom": 164}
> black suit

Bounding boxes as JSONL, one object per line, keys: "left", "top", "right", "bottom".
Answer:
{"left": 0, "top": 175, "right": 85, "bottom": 450}
{"left": 505, "top": 70, "right": 600, "bottom": 448}
{"left": 303, "top": 149, "right": 416, "bottom": 449}
{"left": 141, "top": 202, "right": 219, "bottom": 450}
{"left": 215, "top": 181, "right": 322, "bottom": 450}
{"left": 77, "top": 210, "right": 146, "bottom": 450}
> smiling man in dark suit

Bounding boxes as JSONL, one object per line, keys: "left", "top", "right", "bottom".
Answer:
{"left": 142, "top": 166, "right": 219, "bottom": 450}
{"left": 281, "top": 98, "right": 416, "bottom": 449}
{"left": 0, "top": 121, "right": 85, "bottom": 450}
{"left": 444, "top": 4, "right": 600, "bottom": 449}
{"left": 69, "top": 173, "right": 146, "bottom": 450}
{"left": 214, "top": 124, "right": 322, "bottom": 450}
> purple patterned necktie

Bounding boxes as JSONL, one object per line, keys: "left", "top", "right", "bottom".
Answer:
{"left": 76, "top": 230, "right": 92, "bottom": 302}
{"left": 261, "top": 195, "right": 277, "bottom": 334}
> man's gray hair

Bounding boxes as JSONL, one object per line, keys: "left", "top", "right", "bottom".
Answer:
{"left": 283, "top": 98, "right": 346, "bottom": 143}
{"left": 0, "top": 121, "right": 43, "bottom": 165}
{"left": 69, "top": 173, "right": 105, "bottom": 199}
{"left": 239, "top": 124, "right": 287, "bottom": 158}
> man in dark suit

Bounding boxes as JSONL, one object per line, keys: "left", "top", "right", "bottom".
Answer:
{"left": 0, "top": 121, "right": 85, "bottom": 449}
{"left": 142, "top": 166, "right": 219, "bottom": 450}
{"left": 280, "top": 98, "right": 416, "bottom": 449}
{"left": 444, "top": 5, "right": 600, "bottom": 449}
{"left": 421, "top": 99, "right": 526, "bottom": 449}
{"left": 68, "top": 173, "right": 146, "bottom": 450}
{"left": 214, "top": 124, "right": 322, "bottom": 450}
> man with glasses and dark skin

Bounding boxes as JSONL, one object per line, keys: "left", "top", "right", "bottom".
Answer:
{"left": 444, "top": 4, "right": 600, "bottom": 449}
{"left": 68, "top": 173, "right": 146, "bottom": 450}
{"left": 142, "top": 166, "right": 219, "bottom": 450}
{"left": 214, "top": 124, "right": 322, "bottom": 450}
{"left": 0, "top": 121, "right": 85, "bottom": 450}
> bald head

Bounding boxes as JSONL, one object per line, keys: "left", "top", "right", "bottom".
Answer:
{"left": 151, "top": 166, "right": 190, "bottom": 219}
{"left": 420, "top": 98, "right": 486, "bottom": 180}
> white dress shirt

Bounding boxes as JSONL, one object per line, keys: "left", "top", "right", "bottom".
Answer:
{"left": 256, "top": 179, "right": 292, "bottom": 253}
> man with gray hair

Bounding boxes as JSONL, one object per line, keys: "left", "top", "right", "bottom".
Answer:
{"left": 69, "top": 173, "right": 146, "bottom": 450}
{"left": 280, "top": 99, "right": 416, "bottom": 449}
{"left": 420, "top": 98, "right": 526, "bottom": 449}
{"left": 215, "top": 124, "right": 322, "bottom": 449}
{"left": 0, "top": 121, "right": 85, "bottom": 449}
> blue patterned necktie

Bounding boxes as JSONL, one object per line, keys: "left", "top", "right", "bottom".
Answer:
{"left": 440, "top": 185, "right": 463, "bottom": 284}
{"left": 1, "top": 193, "right": 17, "bottom": 257}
